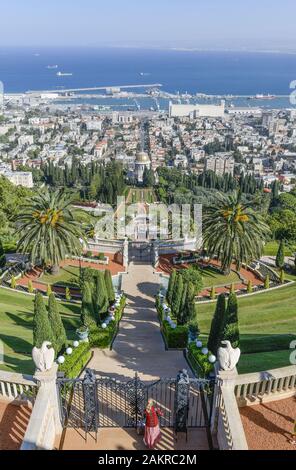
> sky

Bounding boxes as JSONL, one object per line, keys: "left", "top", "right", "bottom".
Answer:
{"left": 1, "top": 0, "right": 296, "bottom": 50}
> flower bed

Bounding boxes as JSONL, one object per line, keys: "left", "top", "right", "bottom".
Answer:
{"left": 156, "top": 296, "right": 188, "bottom": 349}
{"left": 58, "top": 342, "right": 92, "bottom": 379}
{"left": 187, "top": 342, "right": 215, "bottom": 378}
{"left": 66, "top": 254, "right": 109, "bottom": 265}
{"left": 89, "top": 295, "right": 126, "bottom": 349}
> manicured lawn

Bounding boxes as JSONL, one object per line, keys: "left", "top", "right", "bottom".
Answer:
{"left": 201, "top": 266, "right": 240, "bottom": 288}
{"left": 0, "top": 288, "right": 80, "bottom": 374}
{"left": 264, "top": 241, "right": 296, "bottom": 256}
{"left": 41, "top": 265, "right": 80, "bottom": 288}
{"left": 197, "top": 283, "right": 296, "bottom": 372}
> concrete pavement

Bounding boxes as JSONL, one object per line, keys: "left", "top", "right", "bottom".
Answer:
{"left": 88, "top": 262, "right": 189, "bottom": 381}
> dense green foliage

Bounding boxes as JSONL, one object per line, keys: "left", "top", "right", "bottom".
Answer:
{"left": 203, "top": 191, "right": 270, "bottom": 273}
{"left": 94, "top": 271, "right": 109, "bottom": 319}
{"left": 171, "top": 272, "right": 183, "bottom": 318}
{"left": 166, "top": 269, "right": 177, "bottom": 305}
{"left": 58, "top": 342, "right": 91, "bottom": 379}
{"left": 275, "top": 240, "right": 285, "bottom": 269}
{"left": 187, "top": 343, "right": 214, "bottom": 378}
{"left": 104, "top": 269, "right": 115, "bottom": 303}
{"left": 222, "top": 293, "right": 240, "bottom": 349}
{"left": 33, "top": 292, "right": 54, "bottom": 348}
{"left": 42, "top": 160, "right": 126, "bottom": 205}
{"left": 0, "top": 238, "right": 6, "bottom": 268}
{"left": 80, "top": 281, "right": 96, "bottom": 327}
{"left": 207, "top": 294, "right": 227, "bottom": 355}
{"left": 15, "top": 189, "right": 85, "bottom": 268}
{"left": 48, "top": 294, "right": 67, "bottom": 354}
{"left": 89, "top": 296, "right": 126, "bottom": 349}
{"left": 162, "top": 321, "right": 189, "bottom": 348}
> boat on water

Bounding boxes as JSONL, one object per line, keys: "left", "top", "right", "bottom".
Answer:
{"left": 57, "top": 71, "right": 73, "bottom": 77}
{"left": 47, "top": 65, "right": 58, "bottom": 69}
{"left": 252, "top": 94, "right": 276, "bottom": 100}
{"left": 139, "top": 72, "right": 151, "bottom": 76}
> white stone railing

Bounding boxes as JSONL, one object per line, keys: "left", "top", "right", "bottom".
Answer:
{"left": 234, "top": 365, "right": 296, "bottom": 407}
{"left": 0, "top": 370, "right": 38, "bottom": 403}
{"left": 213, "top": 365, "right": 296, "bottom": 450}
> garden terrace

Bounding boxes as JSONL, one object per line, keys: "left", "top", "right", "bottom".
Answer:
{"left": 14, "top": 252, "right": 124, "bottom": 297}
{"left": 157, "top": 254, "right": 265, "bottom": 299}
{"left": 197, "top": 283, "right": 296, "bottom": 374}
{"left": 0, "top": 288, "right": 80, "bottom": 374}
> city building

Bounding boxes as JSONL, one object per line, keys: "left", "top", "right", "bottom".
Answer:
{"left": 169, "top": 101, "right": 225, "bottom": 118}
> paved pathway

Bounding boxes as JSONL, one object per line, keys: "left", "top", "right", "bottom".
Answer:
{"left": 88, "top": 262, "right": 189, "bottom": 381}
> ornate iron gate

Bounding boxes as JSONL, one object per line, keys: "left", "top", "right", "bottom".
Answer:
{"left": 57, "top": 370, "right": 214, "bottom": 437}
{"left": 128, "top": 242, "right": 153, "bottom": 263}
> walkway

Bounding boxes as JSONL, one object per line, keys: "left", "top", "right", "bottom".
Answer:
{"left": 88, "top": 262, "right": 189, "bottom": 381}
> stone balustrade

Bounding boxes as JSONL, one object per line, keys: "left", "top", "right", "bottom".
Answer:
{"left": 233, "top": 365, "right": 296, "bottom": 406}
{"left": 213, "top": 364, "right": 296, "bottom": 450}
{"left": 0, "top": 370, "right": 38, "bottom": 403}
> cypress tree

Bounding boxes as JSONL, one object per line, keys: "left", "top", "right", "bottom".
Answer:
{"left": 207, "top": 294, "right": 227, "bottom": 355}
{"left": 0, "top": 239, "right": 6, "bottom": 268}
{"left": 276, "top": 240, "right": 285, "bottom": 269}
{"left": 65, "top": 287, "right": 71, "bottom": 301}
{"left": 10, "top": 276, "right": 16, "bottom": 289}
{"left": 48, "top": 293, "right": 67, "bottom": 354}
{"left": 247, "top": 280, "right": 253, "bottom": 294}
{"left": 222, "top": 293, "right": 240, "bottom": 349}
{"left": 94, "top": 272, "right": 109, "bottom": 319}
{"left": 178, "top": 283, "right": 188, "bottom": 325}
{"left": 33, "top": 292, "right": 54, "bottom": 348}
{"left": 210, "top": 286, "right": 216, "bottom": 300}
{"left": 171, "top": 273, "right": 183, "bottom": 319}
{"left": 104, "top": 269, "right": 115, "bottom": 304}
{"left": 81, "top": 281, "right": 96, "bottom": 327}
{"left": 167, "top": 269, "right": 177, "bottom": 306}
{"left": 47, "top": 284, "right": 52, "bottom": 297}
{"left": 183, "top": 282, "right": 196, "bottom": 325}
{"left": 28, "top": 280, "right": 34, "bottom": 294}
{"left": 280, "top": 269, "right": 285, "bottom": 284}
{"left": 264, "top": 275, "right": 270, "bottom": 289}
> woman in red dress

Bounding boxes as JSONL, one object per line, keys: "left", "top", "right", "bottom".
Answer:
{"left": 143, "top": 399, "right": 163, "bottom": 449}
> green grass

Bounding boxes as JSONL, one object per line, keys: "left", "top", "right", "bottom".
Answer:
{"left": 237, "top": 350, "right": 293, "bottom": 374}
{"left": 197, "top": 283, "right": 296, "bottom": 372}
{"left": 0, "top": 288, "right": 80, "bottom": 374}
{"left": 264, "top": 241, "right": 296, "bottom": 256}
{"left": 41, "top": 265, "right": 81, "bottom": 288}
{"left": 201, "top": 266, "right": 240, "bottom": 288}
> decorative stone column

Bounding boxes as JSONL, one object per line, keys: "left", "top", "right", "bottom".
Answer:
{"left": 123, "top": 237, "right": 129, "bottom": 268}
{"left": 34, "top": 363, "right": 63, "bottom": 436}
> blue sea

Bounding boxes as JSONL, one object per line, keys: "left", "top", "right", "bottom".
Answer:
{"left": 1, "top": 47, "right": 296, "bottom": 108}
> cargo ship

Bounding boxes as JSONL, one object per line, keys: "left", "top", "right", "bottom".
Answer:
{"left": 57, "top": 71, "right": 73, "bottom": 77}
{"left": 253, "top": 94, "right": 276, "bottom": 100}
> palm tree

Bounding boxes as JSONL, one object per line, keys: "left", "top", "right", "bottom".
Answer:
{"left": 15, "top": 189, "right": 85, "bottom": 273}
{"left": 203, "top": 191, "right": 270, "bottom": 274}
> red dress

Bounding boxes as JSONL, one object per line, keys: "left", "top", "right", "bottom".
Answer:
{"left": 144, "top": 406, "right": 163, "bottom": 449}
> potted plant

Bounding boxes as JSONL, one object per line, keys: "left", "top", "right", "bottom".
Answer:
{"left": 76, "top": 325, "right": 89, "bottom": 342}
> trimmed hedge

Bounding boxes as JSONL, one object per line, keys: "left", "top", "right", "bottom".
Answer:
{"left": 162, "top": 321, "right": 188, "bottom": 349}
{"left": 187, "top": 343, "right": 214, "bottom": 378}
{"left": 89, "top": 296, "right": 126, "bottom": 349}
{"left": 58, "top": 342, "right": 92, "bottom": 379}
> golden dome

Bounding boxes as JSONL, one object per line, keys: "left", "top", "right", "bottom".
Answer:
{"left": 136, "top": 151, "right": 150, "bottom": 163}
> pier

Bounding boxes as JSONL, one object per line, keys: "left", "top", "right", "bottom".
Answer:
{"left": 26, "top": 83, "right": 163, "bottom": 94}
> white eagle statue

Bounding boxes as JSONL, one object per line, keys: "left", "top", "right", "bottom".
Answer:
{"left": 217, "top": 340, "right": 241, "bottom": 371}
{"left": 32, "top": 341, "right": 55, "bottom": 372}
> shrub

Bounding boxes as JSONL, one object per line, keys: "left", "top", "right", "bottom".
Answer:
{"left": 171, "top": 273, "right": 183, "bottom": 318}
{"left": 264, "top": 275, "right": 270, "bottom": 289}
{"left": 48, "top": 293, "right": 67, "bottom": 355}
{"left": 222, "top": 293, "right": 240, "bottom": 349}
{"left": 280, "top": 269, "right": 285, "bottom": 284}
{"left": 182, "top": 282, "right": 196, "bottom": 325}
{"left": 104, "top": 269, "right": 115, "bottom": 303}
{"left": 10, "top": 275, "right": 16, "bottom": 289}
{"left": 207, "top": 294, "right": 227, "bottom": 355}
{"left": 58, "top": 342, "right": 91, "bottom": 379}
{"left": 86, "top": 250, "right": 93, "bottom": 258}
{"left": 28, "top": 279, "right": 34, "bottom": 294}
{"left": 94, "top": 271, "right": 109, "bottom": 318}
{"left": 188, "top": 343, "right": 214, "bottom": 378}
{"left": 162, "top": 321, "right": 188, "bottom": 348}
{"left": 89, "top": 296, "right": 126, "bottom": 349}
{"left": 81, "top": 281, "right": 96, "bottom": 327}
{"left": 180, "top": 265, "right": 203, "bottom": 293}
{"left": 210, "top": 286, "right": 216, "bottom": 300}
{"left": 65, "top": 287, "right": 71, "bottom": 301}
{"left": 33, "top": 292, "right": 54, "bottom": 349}
{"left": 247, "top": 280, "right": 253, "bottom": 294}
{"left": 276, "top": 240, "right": 285, "bottom": 269}
{"left": 47, "top": 284, "right": 52, "bottom": 297}
{"left": 167, "top": 269, "right": 177, "bottom": 306}
{"left": 98, "top": 252, "right": 105, "bottom": 261}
